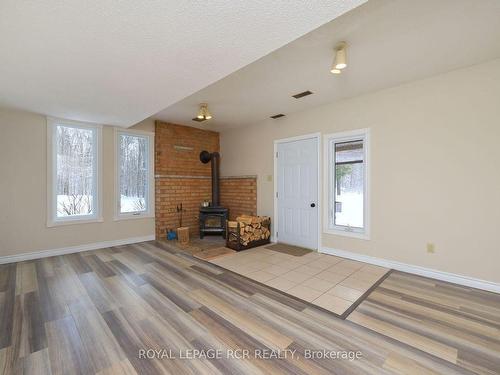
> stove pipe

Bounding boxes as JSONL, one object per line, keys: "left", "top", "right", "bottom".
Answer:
{"left": 200, "top": 151, "right": 220, "bottom": 207}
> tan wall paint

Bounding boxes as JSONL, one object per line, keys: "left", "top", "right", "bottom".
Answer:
{"left": 132, "top": 117, "right": 155, "bottom": 133}
{"left": 0, "top": 110, "right": 155, "bottom": 257}
{"left": 220, "top": 58, "right": 500, "bottom": 283}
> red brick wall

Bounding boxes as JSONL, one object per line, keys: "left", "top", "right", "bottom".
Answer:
{"left": 155, "top": 121, "right": 219, "bottom": 176}
{"left": 220, "top": 177, "right": 257, "bottom": 220}
{"left": 155, "top": 121, "right": 219, "bottom": 238}
{"left": 154, "top": 121, "right": 258, "bottom": 239}
{"left": 156, "top": 177, "right": 212, "bottom": 238}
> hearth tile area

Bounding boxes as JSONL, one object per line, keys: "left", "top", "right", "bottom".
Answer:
{"left": 209, "top": 246, "right": 389, "bottom": 317}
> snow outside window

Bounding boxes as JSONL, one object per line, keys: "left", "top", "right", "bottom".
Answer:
{"left": 324, "top": 129, "right": 370, "bottom": 239}
{"left": 48, "top": 118, "right": 102, "bottom": 226}
{"left": 115, "top": 130, "right": 153, "bottom": 219}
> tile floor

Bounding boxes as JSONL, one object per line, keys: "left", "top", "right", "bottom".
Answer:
{"left": 209, "top": 246, "right": 389, "bottom": 315}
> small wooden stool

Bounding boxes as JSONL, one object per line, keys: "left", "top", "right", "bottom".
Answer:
{"left": 177, "top": 227, "right": 189, "bottom": 245}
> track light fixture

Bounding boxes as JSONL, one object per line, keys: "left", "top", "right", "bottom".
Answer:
{"left": 197, "top": 103, "right": 212, "bottom": 120}
{"left": 331, "top": 41, "right": 347, "bottom": 74}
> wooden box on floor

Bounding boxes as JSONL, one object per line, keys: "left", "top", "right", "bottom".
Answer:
{"left": 177, "top": 227, "right": 189, "bottom": 245}
{"left": 226, "top": 215, "right": 271, "bottom": 251}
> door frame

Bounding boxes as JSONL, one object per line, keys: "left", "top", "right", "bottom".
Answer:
{"left": 273, "top": 132, "right": 321, "bottom": 250}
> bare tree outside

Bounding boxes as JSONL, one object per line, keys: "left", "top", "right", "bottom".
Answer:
{"left": 56, "top": 125, "right": 95, "bottom": 217}
{"left": 334, "top": 140, "right": 364, "bottom": 228}
{"left": 119, "top": 134, "right": 147, "bottom": 213}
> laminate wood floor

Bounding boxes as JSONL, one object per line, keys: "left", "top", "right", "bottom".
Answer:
{"left": 349, "top": 271, "right": 500, "bottom": 375}
{"left": 0, "top": 240, "right": 497, "bottom": 374}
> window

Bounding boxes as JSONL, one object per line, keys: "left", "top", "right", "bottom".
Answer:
{"left": 47, "top": 118, "right": 102, "bottom": 226}
{"left": 115, "top": 130, "right": 154, "bottom": 219}
{"left": 324, "top": 129, "right": 369, "bottom": 239}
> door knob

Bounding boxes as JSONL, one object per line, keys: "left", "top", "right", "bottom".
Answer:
{"left": 310, "top": 203, "right": 316, "bottom": 207}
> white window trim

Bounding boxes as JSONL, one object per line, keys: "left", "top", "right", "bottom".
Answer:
{"left": 113, "top": 128, "right": 155, "bottom": 221}
{"left": 323, "top": 128, "right": 370, "bottom": 240}
{"left": 46, "top": 117, "right": 103, "bottom": 227}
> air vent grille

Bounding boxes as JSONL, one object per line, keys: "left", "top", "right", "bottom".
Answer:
{"left": 270, "top": 114, "right": 285, "bottom": 119}
{"left": 292, "top": 90, "right": 313, "bottom": 99}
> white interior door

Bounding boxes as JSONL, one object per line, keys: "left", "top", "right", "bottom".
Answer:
{"left": 277, "top": 137, "right": 318, "bottom": 249}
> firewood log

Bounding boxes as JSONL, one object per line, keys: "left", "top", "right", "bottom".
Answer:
{"left": 236, "top": 215, "right": 253, "bottom": 224}
{"left": 233, "top": 215, "right": 272, "bottom": 246}
{"left": 251, "top": 217, "right": 261, "bottom": 224}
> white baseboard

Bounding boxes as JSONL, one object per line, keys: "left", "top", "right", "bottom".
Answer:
{"left": 0, "top": 235, "right": 155, "bottom": 265}
{"left": 320, "top": 246, "right": 500, "bottom": 294}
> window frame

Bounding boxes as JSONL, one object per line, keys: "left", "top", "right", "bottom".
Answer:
{"left": 47, "top": 117, "right": 103, "bottom": 227}
{"left": 323, "top": 128, "right": 370, "bottom": 240}
{"left": 114, "top": 128, "right": 154, "bottom": 221}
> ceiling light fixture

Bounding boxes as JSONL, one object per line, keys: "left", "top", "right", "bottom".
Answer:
{"left": 196, "top": 103, "right": 212, "bottom": 120}
{"left": 330, "top": 41, "right": 347, "bottom": 74}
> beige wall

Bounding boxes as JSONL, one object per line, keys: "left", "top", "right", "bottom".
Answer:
{"left": 0, "top": 110, "right": 155, "bottom": 257}
{"left": 220, "top": 58, "right": 500, "bottom": 283}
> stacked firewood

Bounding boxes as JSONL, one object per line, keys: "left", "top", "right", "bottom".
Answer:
{"left": 227, "top": 215, "right": 271, "bottom": 246}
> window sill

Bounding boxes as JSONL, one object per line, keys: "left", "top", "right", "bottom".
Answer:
{"left": 323, "top": 228, "right": 370, "bottom": 240}
{"left": 113, "top": 214, "right": 154, "bottom": 221}
{"left": 47, "top": 217, "right": 104, "bottom": 228}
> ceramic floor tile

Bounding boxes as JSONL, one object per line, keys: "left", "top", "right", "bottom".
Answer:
{"left": 318, "top": 255, "right": 344, "bottom": 265}
{"left": 223, "top": 256, "right": 251, "bottom": 266}
{"left": 286, "top": 285, "right": 323, "bottom": 302}
{"left": 359, "top": 265, "right": 389, "bottom": 276}
{"left": 339, "top": 276, "right": 374, "bottom": 292}
{"left": 251, "top": 248, "right": 274, "bottom": 255}
{"left": 286, "top": 256, "right": 310, "bottom": 264}
{"left": 214, "top": 255, "right": 238, "bottom": 263}
{"left": 359, "top": 263, "right": 385, "bottom": 271}
{"left": 336, "top": 259, "right": 364, "bottom": 270}
{"left": 299, "top": 252, "right": 323, "bottom": 261}
{"left": 301, "top": 277, "right": 337, "bottom": 293}
{"left": 312, "top": 294, "right": 352, "bottom": 315}
{"left": 238, "top": 269, "right": 258, "bottom": 277}
{"left": 306, "top": 259, "right": 333, "bottom": 270}
{"left": 222, "top": 264, "right": 239, "bottom": 272}
{"left": 264, "top": 276, "right": 298, "bottom": 292}
{"left": 280, "top": 270, "right": 313, "bottom": 283}
{"left": 246, "top": 270, "right": 276, "bottom": 283}
{"left": 326, "top": 264, "right": 359, "bottom": 276}
{"left": 348, "top": 270, "right": 384, "bottom": 283}
{"left": 326, "top": 285, "right": 364, "bottom": 302}
{"left": 210, "top": 258, "right": 230, "bottom": 266}
{"left": 231, "top": 266, "right": 258, "bottom": 275}
{"left": 293, "top": 257, "right": 315, "bottom": 265}
{"left": 261, "top": 264, "right": 291, "bottom": 276}
{"left": 208, "top": 247, "right": 387, "bottom": 316}
{"left": 242, "top": 260, "right": 273, "bottom": 271}
{"left": 315, "top": 271, "right": 348, "bottom": 284}
{"left": 266, "top": 254, "right": 292, "bottom": 265}
{"left": 293, "top": 265, "right": 321, "bottom": 277}
{"left": 278, "top": 260, "right": 304, "bottom": 271}
{"left": 237, "top": 255, "right": 267, "bottom": 263}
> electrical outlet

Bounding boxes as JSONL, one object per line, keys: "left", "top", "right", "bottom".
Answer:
{"left": 426, "top": 243, "right": 435, "bottom": 253}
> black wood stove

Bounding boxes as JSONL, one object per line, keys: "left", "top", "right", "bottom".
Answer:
{"left": 199, "top": 151, "right": 228, "bottom": 238}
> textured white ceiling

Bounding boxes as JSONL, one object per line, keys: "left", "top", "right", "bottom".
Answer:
{"left": 156, "top": 0, "right": 500, "bottom": 131}
{"left": 0, "top": 0, "right": 366, "bottom": 127}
